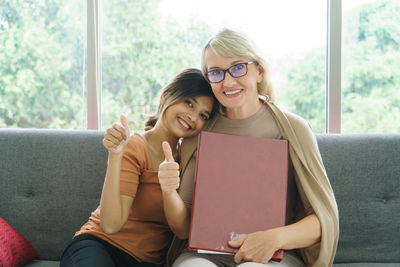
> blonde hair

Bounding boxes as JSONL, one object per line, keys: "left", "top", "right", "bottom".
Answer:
{"left": 144, "top": 68, "right": 218, "bottom": 131}
{"left": 201, "top": 28, "right": 275, "bottom": 103}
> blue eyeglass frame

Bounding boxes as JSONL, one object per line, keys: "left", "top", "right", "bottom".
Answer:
{"left": 206, "top": 61, "right": 255, "bottom": 83}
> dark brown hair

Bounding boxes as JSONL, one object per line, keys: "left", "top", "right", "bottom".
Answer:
{"left": 144, "top": 68, "right": 218, "bottom": 131}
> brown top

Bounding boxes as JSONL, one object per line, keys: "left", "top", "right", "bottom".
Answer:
{"left": 75, "top": 133, "right": 172, "bottom": 265}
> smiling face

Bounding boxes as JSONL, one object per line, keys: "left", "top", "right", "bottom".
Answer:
{"left": 162, "top": 95, "right": 214, "bottom": 138}
{"left": 204, "top": 48, "right": 263, "bottom": 119}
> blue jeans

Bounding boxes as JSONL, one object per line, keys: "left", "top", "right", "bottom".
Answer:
{"left": 60, "top": 234, "right": 160, "bottom": 267}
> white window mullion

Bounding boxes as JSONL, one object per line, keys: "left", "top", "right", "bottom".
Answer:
{"left": 87, "top": 0, "right": 102, "bottom": 130}
{"left": 326, "top": 0, "right": 342, "bottom": 133}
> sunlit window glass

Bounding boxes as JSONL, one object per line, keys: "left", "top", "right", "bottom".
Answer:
{"left": 342, "top": 0, "right": 400, "bottom": 133}
{"left": 101, "top": 0, "right": 327, "bottom": 132}
{"left": 101, "top": 0, "right": 211, "bottom": 130}
{"left": 0, "top": 1, "right": 87, "bottom": 129}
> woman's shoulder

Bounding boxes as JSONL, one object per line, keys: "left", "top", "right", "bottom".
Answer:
{"left": 270, "top": 104, "right": 321, "bottom": 156}
{"left": 127, "top": 132, "right": 148, "bottom": 147}
{"left": 124, "top": 132, "right": 150, "bottom": 160}
{"left": 268, "top": 103, "right": 312, "bottom": 133}
{"left": 283, "top": 108, "right": 309, "bottom": 127}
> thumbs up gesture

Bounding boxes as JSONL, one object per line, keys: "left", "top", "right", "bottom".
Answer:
{"left": 103, "top": 114, "right": 131, "bottom": 155}
{"left": 158, "top": 141, "right": 180, "bottom": 194}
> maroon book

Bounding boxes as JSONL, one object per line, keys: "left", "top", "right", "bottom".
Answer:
{"left": 188, "top": 131, "right": 289, "bottom": 262}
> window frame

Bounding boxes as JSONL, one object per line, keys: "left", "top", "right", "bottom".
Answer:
{"left": 87, "top": 0, "right": 102, "bottom": 129}
{"left": 326, "top": 0, "right": 341, "bottom": 133}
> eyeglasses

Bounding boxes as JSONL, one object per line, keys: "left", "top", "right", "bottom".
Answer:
{"left": 206, "top": 61, "right": 255, "bottom": 83}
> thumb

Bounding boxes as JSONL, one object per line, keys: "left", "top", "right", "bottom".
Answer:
{"left": 162, "top": 141, "right": 175, "bottom": 162}
{"left": 228, "top": 236, "right": 245, "bottom": 248}
{"left": 120, "top": 114, "right": 130, "bottom": 137}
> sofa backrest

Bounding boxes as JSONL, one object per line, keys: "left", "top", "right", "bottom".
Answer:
{"left": 0, "top": 129, "right": 399, "bottom": 262}
{"left": 316, "top": 134, "right": 400, "bottom": 263}
{"left": 0, "top": 129, "right": 107, "bottom": 260}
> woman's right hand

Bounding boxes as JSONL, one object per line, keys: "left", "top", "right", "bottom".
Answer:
{"left": 103, "top": 114, "right": 130, "bottom": 155}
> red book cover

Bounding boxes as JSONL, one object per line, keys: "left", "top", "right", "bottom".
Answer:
{"left": 188, "top": 131, "right": 289, "bottom": 262}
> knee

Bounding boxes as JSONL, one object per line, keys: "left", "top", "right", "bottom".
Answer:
{"left": 172, "top": 252, "right": 217, "bottom": 267}
{"left": 60, "top": 238, "right": 113, "bottom": 267}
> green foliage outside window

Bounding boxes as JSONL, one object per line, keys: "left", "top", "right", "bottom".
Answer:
{"left": 0, "top": 0, "right": 399, "bottom": 133}
{"left": 101, "top": 0, "right": 212, "bottom": 130}
{"left": 0, "top": 0, "right": 85, "bottom": 128}
{"left": 281, "top": 0, "right": 400, "bottom": 133}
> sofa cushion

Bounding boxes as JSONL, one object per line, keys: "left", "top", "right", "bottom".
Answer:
{"left": 0, "top": 129, "right": 108, "bottom": 261}
{"left": 0, "top": 217, "right": 40, "bottom": 267}
{"left": 316, "top": 134, "right": 400, "bottom": 263}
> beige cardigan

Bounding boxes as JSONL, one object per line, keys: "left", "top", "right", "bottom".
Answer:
{"left": 166, "top": 102, "right": 339, "bottom": 267}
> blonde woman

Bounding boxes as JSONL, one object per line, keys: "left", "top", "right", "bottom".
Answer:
{"left": 165, "top": 29, "right": 339, "bottom": 267}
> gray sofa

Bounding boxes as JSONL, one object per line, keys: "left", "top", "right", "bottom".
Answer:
{"left": 0, "top": 129, "right": 399, "bottom": 266}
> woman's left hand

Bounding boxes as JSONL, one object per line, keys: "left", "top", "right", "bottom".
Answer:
{"left": 228, "top": 229, "right": 281, "bottom": 263}
{"left": 158, "top": 141, "right": 180, "bottom": 194}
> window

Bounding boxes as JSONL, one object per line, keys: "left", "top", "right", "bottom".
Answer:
{"left": 101, "top": 0, "right": 327, "bottom": 132}
{"left": 1, "top": 0, "right": 399, "bottom": 133}
{"left": 100, "top": 0, "right": 212, "bottom": 130}
{"left": 342, "top": 0, "right": 400, "bottom": 133}
{"left": 0, "top": 0, "right": 87, "bottom": 129}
